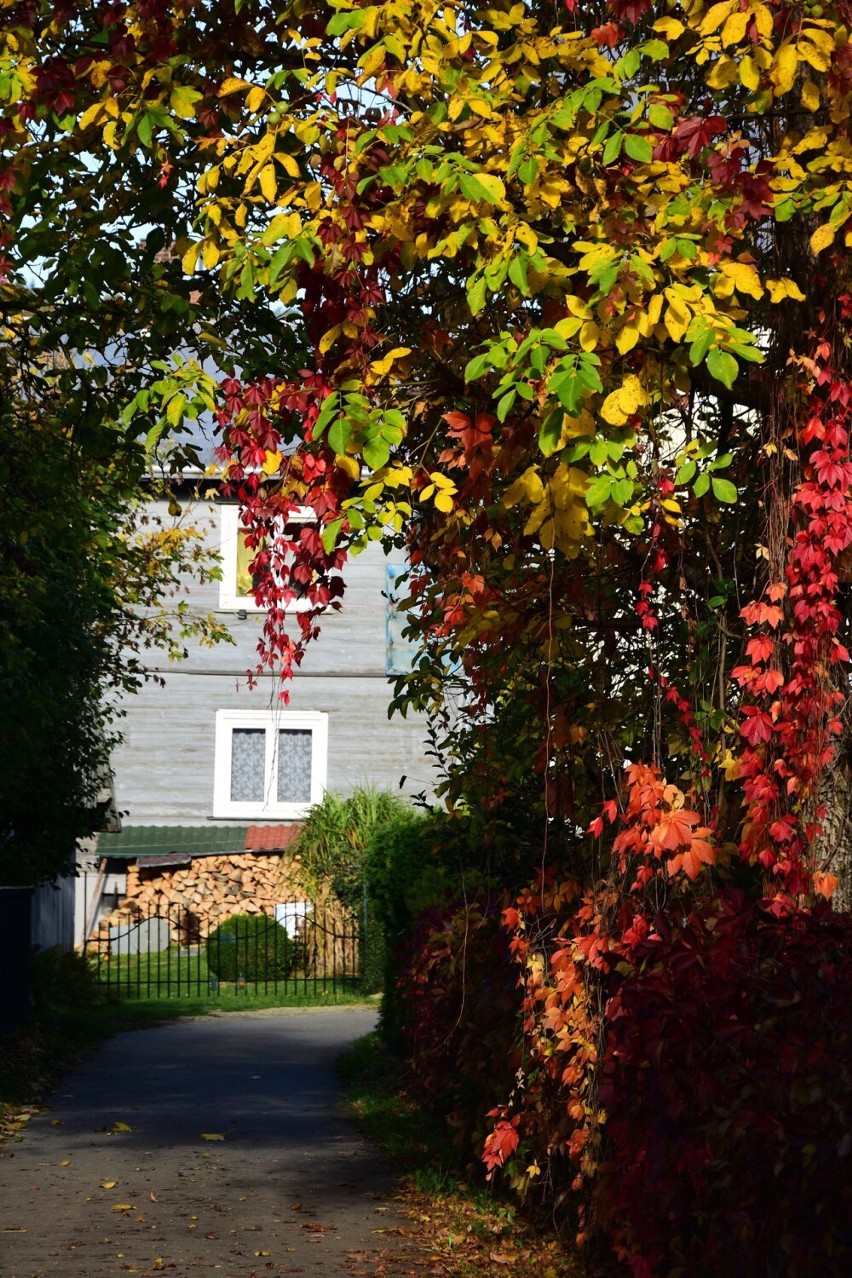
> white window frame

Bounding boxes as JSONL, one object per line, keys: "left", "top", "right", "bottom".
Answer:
{"left": 213, "top": 709, "right": 328, "bottom": 819}
{"left": 218, "top": 504, "right": 315, "bottom": 612}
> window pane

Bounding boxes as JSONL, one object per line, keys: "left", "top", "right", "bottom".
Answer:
{"left": 277, "top": 729, "right": 313, "bottom": 803}
{"left": 230, "top": 729, "right": 266, "bottom": 802}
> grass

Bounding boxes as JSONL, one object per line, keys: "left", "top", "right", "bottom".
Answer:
{"left": 93, "top": 941, "right": 360, "bottom": 1001}
{"left": 337, "top": 1031, "right": 613, "bottom": 1278}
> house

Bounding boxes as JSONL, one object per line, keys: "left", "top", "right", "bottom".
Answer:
{"left": 78, "top": 474, "right": 431, "bottom": 946}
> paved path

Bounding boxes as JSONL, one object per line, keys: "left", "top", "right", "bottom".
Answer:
{"left": 0, "top": 1008, "right": 419, "bottom": 1278}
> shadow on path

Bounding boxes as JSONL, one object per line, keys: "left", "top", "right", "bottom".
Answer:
{"left": 0, "top": 1007, "right": 420, "bottom": 1278}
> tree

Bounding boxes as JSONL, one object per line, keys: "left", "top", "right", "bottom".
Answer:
{"left": 4, "top": 0, "right": 852, "bottom": 1238}
{"left": 0, "top": 339, "right": 227, "bottom": 885}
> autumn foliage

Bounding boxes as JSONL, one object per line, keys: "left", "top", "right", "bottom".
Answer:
{"left": 5, "top": 0, "right": 852, "bottom": 1270}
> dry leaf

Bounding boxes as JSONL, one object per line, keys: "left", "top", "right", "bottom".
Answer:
{"left": 101, "top": 1180, "right": 118, "bottom": 1189}
{"left": 111, "top": 1203, "right": 133, "bottom": 1212}
{"left": 200, "top": 1132, "right": 225, "bottom": 1141}
{"left": 149, "top": 1191, "right": 158, "bottom": 1202}
{"left": 110, "top": 1122, "right": 132, "bottom": 1134}
{"left": 58, "top": 1160, "right": 71, "bottom": 1167}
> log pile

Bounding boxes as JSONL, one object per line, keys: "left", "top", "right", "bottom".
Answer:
{"left": 93, "top": 852, "right": 309, "bottom": 946}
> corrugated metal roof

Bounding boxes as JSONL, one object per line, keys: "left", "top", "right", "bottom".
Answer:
{"left": 245, "top": 824, "right": 301, "bottom": 851}
{"left": 97, "top": 826, "right": 249, "bottom": 860}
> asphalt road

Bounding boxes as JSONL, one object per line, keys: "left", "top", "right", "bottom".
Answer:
{"left": 0, "top": 1007, "right": 418, "bottom": 1278}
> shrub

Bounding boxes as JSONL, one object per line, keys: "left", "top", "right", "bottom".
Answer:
{"left": 296, "top": 789, "right": 408, "bottom": 913}
{"left": 30, "top": 947, "right": 105, "bottom": 1011}
{"left": 595, "top": 893, "right": 852, "bottom": 1278}
{"left": 205, "top": 914, "right": 293, "bottom": 983}
{"left": 393, "top": 895, "right": 522, "bottom": 1158}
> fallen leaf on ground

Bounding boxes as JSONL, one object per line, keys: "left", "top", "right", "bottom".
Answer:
{"left": 101, "top": 1180, "right": 118, "bottom": 1189}
{"left": 111, "top": 1203, "right": 133, "bottom": 1212}
{"left": 200, "top": 1133, "right": 225, "bottom": 1141}
{"left": 110, "top": 1122, "right": 132, "bottom": 1133}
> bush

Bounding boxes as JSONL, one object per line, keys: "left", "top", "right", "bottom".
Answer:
{"left": 205, "top": 914, "right": 293, "bottom": 983}
{"left": 393, "top": 895, "right": 522, "bottom": 1158}
{"left": 595, "top": 893, "right": 852, "bottom": 1278}
{"left": 30, "top": 947, "right": 105, "bottom": 1011}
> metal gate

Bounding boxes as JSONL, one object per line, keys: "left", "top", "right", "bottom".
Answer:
{"left": 89, "top": 898, "right": 361, "bottom": 999}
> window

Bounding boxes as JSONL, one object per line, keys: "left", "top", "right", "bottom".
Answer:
{"left": 385, "top": 563, "right": 419, "bottom": 676}
{"left": 218, "top": 504, "right": 315, "bottom": 612}
{"left": 213, "top": 710, "right": 328, "bottom": 819}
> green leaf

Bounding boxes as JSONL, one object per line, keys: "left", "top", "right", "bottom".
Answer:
{"left": 362, "top": 435, "right": 391, "bottom": 470}
{"left": 467, "top": 275, "right": 487, "bottom": 316}
{"left": 624, "top": 133, "right": 653, "bottom": 163}
{"left": 602, "top": 131, "right": 622, "bottom": 165}
{"left": 693, "top": 472, "right": 710, "bottom": 498}
{"left": 689, "top": 329, "right": 714, "bottom": 366}
{"left": 711, "top": 477, "right": 738, "bottom": 504}
{"left": 328, "top": 416, "right": 351, "bottom": 454}
{"left": 496, "top": 389, "right": 516, "bottom": 422}
{"left": 538, "top": 411, "right": 563, "bottom": 457}
{"left": 675, "top": 459, "right": 697, "bottom": 485}
{"left": 706, "top": 347, "right": 739, "bottom": 390}
{"left": 464, "top": 351, "right": 490, "bottom": 381}
{"left": 648, "top": 103, "right": 674, "bottom": 130}
{"left": 312, "top": 392, "right": 339, "bottom": 437}
{"left": 321, "top": 517, "right": 344, "bottom": 553}
{"left": 508, "top": 254, "right": 529, "bottom": 295}
{"left": 518, "top": 156, "right": 538, "bottom": 184}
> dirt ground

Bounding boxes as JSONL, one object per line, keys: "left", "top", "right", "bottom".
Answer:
{"left": 0, "top": 1007, "right": 424, "bottom": 1278}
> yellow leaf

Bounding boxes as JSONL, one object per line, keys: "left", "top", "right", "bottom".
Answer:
{"left": 182, "top": 242, "right": 200, "bottom": 275}
{"left": 100, "top": 1180, "right": 118, "bottom": 1189}
{"left": 476, "top": 173, "right": 506, "bottom": 204}
{"left": 653, "top": 16, "right": 685, "bottom": 39}
{"left": 766, "top": 277, "right": 806, "bottom": 303}
{"left": 112, "top": 1204, "right": 133, "bottom": 1212}
{"left": 258, "top": 164, "right": 277, "bottom": 203}
{"left": 579, "top": 320, "right": 599, "bottom": 352}
{"left": 370, "top": 347, "right": 412, "bottom": 377}
{"left": 78, "top": 100, "right": 105, "bottom": 131}
{"left": 810, "top": 223, "right": 836, "bottom": 255}
{"left": 318, "top": 323, "right": 343, "bottom": 354}
{"left": 706, "top": 55, "right": 738, "bottom": 90}
{"left": 277, "top": 152, "right": 301, "bottom": 179}
{"left": 797, "top": 39, "right": 831, "bottom": 72}
{"left": 201, "top": 238, "right": 220, "bottom": 270}
{"left": 246, "top": 85, "right": 265, "bottom": 113}
{"left": 721, "top": 10, "right": 749, "bottom": 46}
{"left": 770, "top": 44, "right": 798, "bottom": 96}
{"left": 699, "top": 1, "right": 737, "bottom": 36}
{"left": 110, "top": 1122, "right": 132, "bottom": 1133}
{"left": 720, "top": 260, "right": 764, "bottom": 299}
{"left": 261, "top": 450, "right": 282, "bottom": 475}
{"left": 646, "top": 294, "right": 663, "bottom": 328}
{"left": 720, "top": 750, "right": 740, "bottom": 781}
{"left": 434, "top": 490, "right": 455, "bottom": 513}
{"left": 752, "top": 2, "right": 773, "bottom": 39}
{"left": 615, "top": 322, "right": 640, "bottom": 355}
{"left": 600, "top": 375, "right": 648, "bottom": 426}
{"left": 664, "top": 295, "right": 692, "bottom": 343}
{"left": 335, "top": 454, "right": 360, "bottom": 481}
{"left": 219, "top": 76, "right": 251, "bottom": 97}
{"left": 200, "top": 1133, "right": 225, "bottom": 1141}
{"left": 739, "top": 55, "right": 760, "bottom": 91}
{"left": 801, "top": 79, "right": 820, "bottom": 111}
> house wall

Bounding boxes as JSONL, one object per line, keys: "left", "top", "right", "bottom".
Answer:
{"left": 108, "top": 496, "right": 433, "bottom": 826}
{"left": 31, "top": 876, "right": 75, "bottom": 952}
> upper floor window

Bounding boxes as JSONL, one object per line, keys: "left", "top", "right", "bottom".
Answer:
{"left": 213, "top": 709, "right": 328, "bottom": 819}
{"left": 218, "top": 504, "right": 314, "bottom": 612}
